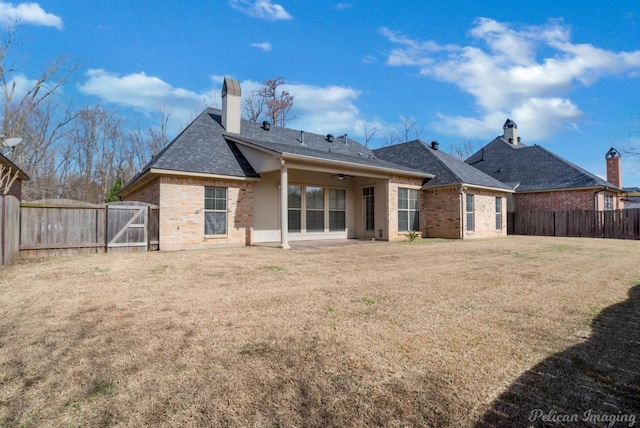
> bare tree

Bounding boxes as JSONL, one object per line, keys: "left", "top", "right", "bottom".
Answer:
{"left": 395, "top": 115, "right": 424, "bottom": 142}
{"left": 0, "top": 26, "right": 78, "bottom": 200}
{"left": 448, "top": 140, "right": 478, "bottom": 161}
{"left": 622, "top": 116, "right": 640, "bottom": 172}
{"left": 124, "top": 106, "right": 173, "bottom": 181}
{"left": 260, "top": 77, "right": 294, "bottom": 126}
{"left": 243, "top": 90, "right": 264, "bottom": 122}
{"left": 59, "top": 105, "right": 125, "bottom": 203}
{"left": 362, "top": 123, "right": 379, "bottom": 148}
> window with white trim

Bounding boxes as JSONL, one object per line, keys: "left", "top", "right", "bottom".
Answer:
{"left": 495, "top": 197, "right": 502, "bottom": 230}
{"left": 329, "top": 188, "right": 346, "bottom": 231}
{"left": 466, "top": 194, "right": 474, "bottom": 232}
{"left": 604, "top": 194, "right": 614, "bottom": 211}
{"left": 398, "top": 188, "right": 420, "bottom": 232}
{"left": 288, "top": 185, "right": 346, "bottom": 233}
{"left": 204, "top": 187, "right": 227, "bottom": 235}
{"left": 288, "top": 185, "right": 302, "bottom": 232}
{"left": 306, "top": 186, "right": 325, "bottom": 232}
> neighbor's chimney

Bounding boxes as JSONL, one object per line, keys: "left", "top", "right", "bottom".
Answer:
{"left": 606, "top": 147, "right": 622, "bottom": 188}
{"left": 503, "top": 118, "right": 518, "bottom": 145}
{"left": 222, "top": 77, "right": 241, "bottom": 134}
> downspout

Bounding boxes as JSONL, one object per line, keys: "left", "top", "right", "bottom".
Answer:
{"left": 459, "top": 185, "right": 466, "bottom": 239}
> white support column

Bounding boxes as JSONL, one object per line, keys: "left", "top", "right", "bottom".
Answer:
{"left": 280, "top": 160, "right": 290, "bottom": 249}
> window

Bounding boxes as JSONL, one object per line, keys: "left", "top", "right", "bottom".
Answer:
{"left": 363, "top": 186, "right": 375, "bottom": 232}
{"left": 204, "top": 187, "right": 227, "bottom": 235}
{"left": 495, "top": 197, "right": 502, "bottom": 230}
{"left": 288, "top": 185, "right": 302, "bottom": 232}
{"left": 466, "top": 194, "right": 474, "bottom": 232}
{"left": 604, "top": 194, "right": 614, "bottom": 211}
{"left": 329, "top": 189, "right": 346, "bottom": 231}
{"left": 398, "top": 188, "right": 420, "bottom": 232}
{"left": 306, "top": 186, "right": 325, "bottom": 232}
{"left": 288, "top": 185, "right": 346, "bottom": 233}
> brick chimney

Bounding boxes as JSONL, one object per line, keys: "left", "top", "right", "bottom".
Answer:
{"left": 503, "top": 118, "right": 518, "bottom": 145}
{"left": 222, "top": 77, "right": 241, "bottom": 134}
{"left": 606, "top": 147, "right": 622, "bottom": 188}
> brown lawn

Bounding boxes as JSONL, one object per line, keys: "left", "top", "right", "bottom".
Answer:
{"left": 0, "top": 236, "right": 638, "bottom": 427}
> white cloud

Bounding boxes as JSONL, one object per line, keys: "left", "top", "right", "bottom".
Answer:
{"left": 382, "top": 18, "right": 640, "bottom": 141}
{"left": 250, "top": 42, "right": 272, "bottom": 52}
{"left": 78, "top": 71, "right": 374, "bottom": 141}
{"left": 334, "top": 3, "right": 352, "bottom": 10}
{"left": 0, "top": 2, "right": 62, "bottom": 29}
{"left": 229, "top": 0, "right": 292, "bottom": 20}
{"left": 241, "top": 79, "right": 372, "bottom": 137}
{"left": 78, "top": 69, "right": 216, "bottom": 127}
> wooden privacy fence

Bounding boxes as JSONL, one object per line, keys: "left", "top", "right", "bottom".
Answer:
{"left": 19, "top": 200, "right": 159, "bottom": 259}
{"left": 0, "top": 195, "right": 21, "bottom": 266}
{"left": 508, "top": 209, "right": 640, "bottom": 239}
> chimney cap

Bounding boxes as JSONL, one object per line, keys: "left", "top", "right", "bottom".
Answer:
{"left": 503, "top": 118, "right": 518, "bottom": 129}
{"left": 222, "top": 77, "right": 241, "bottom": 97}
{"left": 606, "top": 147, "right": 620, "bottom": 158}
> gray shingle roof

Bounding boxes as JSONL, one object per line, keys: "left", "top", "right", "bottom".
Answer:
{"left": 231, "top": 136, "right": 426, "bottom": 174}
{"left": 125, "top": 108, "right": 428, "bottom": 190}
{"left": 146, "top": 109, "right": 259, "bottom": 178}
{"left": 373, "top": 140, "right": 513, "bottom": 190}
{"left": 465, "top": 137, "right": 621, "bottom": 192}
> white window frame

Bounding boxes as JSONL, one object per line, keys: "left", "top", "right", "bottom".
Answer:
{"left": 604, "top": 194, "right": 614, "bottom": 211}
{"left": 398, "top": 188, "right": 420, "bottom": 232}
{"left": 466, "top": 194, "right": 475, "bottom": 232}
{"left": 204, "top": 186, "right": 227, "bottom": 235}
{"left": 288, "top": 184, "right": 347, "bottom": 234}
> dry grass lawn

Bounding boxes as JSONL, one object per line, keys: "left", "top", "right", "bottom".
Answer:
{"left": 0, "top": 236, "right": 639, "bottom": 427}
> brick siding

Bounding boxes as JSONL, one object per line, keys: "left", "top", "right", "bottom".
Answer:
{"left": 514, "top": 189, "right": 622, "bottom": 212}
{"left": 423, "top": 186, "right": 462, "bottom": 239}
{"left": 387, "top": 176, "right": 424, "bottom": 241}
{"left": 463, "top": 189, "right": 507, "bottom": 239}
{"left": 124, "top": 175, "right": 253, "bottom": 251}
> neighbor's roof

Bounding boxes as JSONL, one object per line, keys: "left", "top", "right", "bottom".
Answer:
{"left": 0, "top": 152, "right": 30, "bottom": 181}
{"left": 122, "top": 108, "right": 429, "bottom": 193}
{"left": 373, "top": 140, "right": 513, "bottom": 191}
{"left": 465, "top": 136, "right": 622, "bottom": 192}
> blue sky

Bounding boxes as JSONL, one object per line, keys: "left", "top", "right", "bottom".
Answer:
{"left": 3, "top": 0, "right": 640, "bottom": 186}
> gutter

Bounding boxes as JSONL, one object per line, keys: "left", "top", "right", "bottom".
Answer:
{"left": 280, "top": 152, "right": 433, "bottom": 179}
{"left": 423, "top": 182, "right": 515, "bottom": 193}
{"left": 118, "top": 168, "right": 260, "bottom": 197}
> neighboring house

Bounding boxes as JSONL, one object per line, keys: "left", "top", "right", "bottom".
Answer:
{"left": 622, "top": 187, "right": 640, "bottom": 209}
{"left": 374, "top": 140, "right": 514, "bottom": 239}
{"left": 119, "top": 78, "right": 434, "bottom": 250}
{"left": 466, "top": 119, "right": 624, "bottom": 212}
{"left": 0, "top": 152, "right": 30, "bottom": 200}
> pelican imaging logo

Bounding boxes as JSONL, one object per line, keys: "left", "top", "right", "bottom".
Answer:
{"left": 529, "top": 409, "right": 636, "bottom": 426}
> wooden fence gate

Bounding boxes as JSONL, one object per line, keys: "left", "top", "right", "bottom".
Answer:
{"left": 19, "top": 199, "right": 159, "bottom": 260}
{"left": 106, "top": 201, "right": 159, "bottom": 252}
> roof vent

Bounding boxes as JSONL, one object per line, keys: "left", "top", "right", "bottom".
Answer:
{"left": 431, "top": 141, "right": 439, "bottom": 150}
{"left": 262, "top": 121, "right": 270, "bottom": 131}
{"left": 342, "top": 134, "right": 348, "bottom": 144}
{"left": 300, "top": 130, "right": 306, "bottom": 145}
{"left": 326, "top": 134, "right": 334, "bottom": 142}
